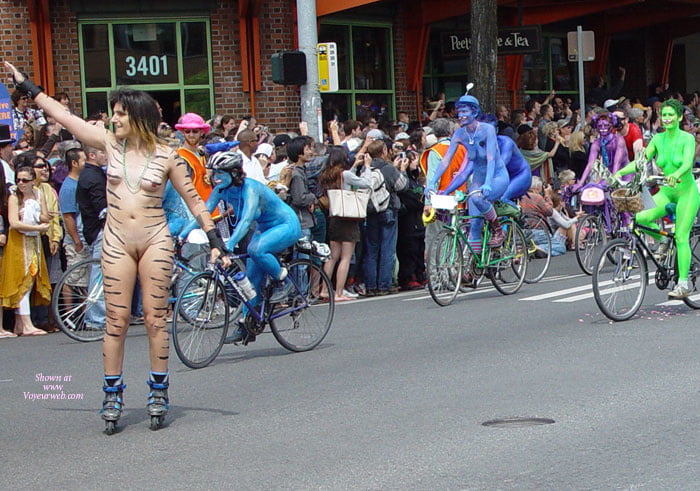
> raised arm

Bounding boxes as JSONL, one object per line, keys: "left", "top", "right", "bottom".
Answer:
{"left": 4, "top": 61, "right": 107, "bottom": 149}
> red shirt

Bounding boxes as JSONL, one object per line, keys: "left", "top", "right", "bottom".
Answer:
{"left": 622, "top": 123, "right": 643, "bottom": 161}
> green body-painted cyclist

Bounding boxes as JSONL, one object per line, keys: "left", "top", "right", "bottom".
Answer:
{"left": 614, "top": 99, "right": 699, "bottom": 298}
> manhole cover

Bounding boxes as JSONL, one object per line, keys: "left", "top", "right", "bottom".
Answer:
{"left": 481, "top": 417, "right": 555, "bottom": 427}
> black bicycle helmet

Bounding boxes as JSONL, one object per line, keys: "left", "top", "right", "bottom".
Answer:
{"left": 206, "top": 151, "right": 243, "bottom": 172}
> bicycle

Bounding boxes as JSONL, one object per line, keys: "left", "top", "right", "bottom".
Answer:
{"left": 171, "top": 239, "right": 334, "bottom": 369}
{"left": 426, "top": 191, "right": 528, "bottom": 306}
{"left": 569, "top": 182, "right": 623, "bottom": 275}
{"left": 592, "top": 176, "right": 700, "bottom": 321}
{"left": 50, "top": 241, "right": 236, "bottom": 342}
{"left": 516, "top": 210, "right": 553, "bottom": 283}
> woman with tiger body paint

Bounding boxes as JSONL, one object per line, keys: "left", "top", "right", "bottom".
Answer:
{"left": 5, "top": 61, "right": 230, "bottom": 433}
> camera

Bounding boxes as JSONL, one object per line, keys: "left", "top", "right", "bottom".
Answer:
{"left": 398, "top": 151, "right": 406, "bottom": 159}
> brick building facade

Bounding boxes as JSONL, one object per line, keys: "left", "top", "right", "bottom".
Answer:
{"left": 0, "top": 0, "right": 697, "bottom": 132}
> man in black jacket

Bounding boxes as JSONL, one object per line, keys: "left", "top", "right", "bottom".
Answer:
{"left": 363, "top": 139, "right": 409, "bottom": 296}
{"left": 77, "top": 144, "right": 107, "bottom": 328}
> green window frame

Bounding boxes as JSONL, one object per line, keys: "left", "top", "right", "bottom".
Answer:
{"left": 523, "top": 34, "right": 579, "bottom": 98}
{"left": 78, "top": 17, "right": 214, "bottom": 123}
{"left": 318, "top": 20, "right": 395, "bottom": 123}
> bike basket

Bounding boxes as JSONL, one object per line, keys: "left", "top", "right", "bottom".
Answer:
{"left": 580, "top": 187, "right": 605, "bottom": 206}
{"left": 430, "top": 193, "right": 458, "bottom": 211}
{"left": 611, "top": 189, "right": 644, "bottom": 213}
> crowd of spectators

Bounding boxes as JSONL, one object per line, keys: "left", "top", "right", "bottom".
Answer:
{"left": 2, "top": 72, "right": 699, "bottom": 334}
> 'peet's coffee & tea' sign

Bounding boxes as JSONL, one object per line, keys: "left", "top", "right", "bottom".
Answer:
{"left": 440, "top": 25, "right": 542, "bottom": 57}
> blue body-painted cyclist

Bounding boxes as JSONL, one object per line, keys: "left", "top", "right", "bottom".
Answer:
{"left": 181, "top": 151, "right": 301, "bottom": 343}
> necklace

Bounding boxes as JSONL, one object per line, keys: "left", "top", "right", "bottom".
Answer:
{"left": 465, "top": 122, "right": 479, "bottom": 145}
{"left": 121, "top": 139, "right": 151, "bottom": 194}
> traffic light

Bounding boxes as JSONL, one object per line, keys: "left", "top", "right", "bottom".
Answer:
{"left": 271, "top": 51, "right": 307, "bottom": 85}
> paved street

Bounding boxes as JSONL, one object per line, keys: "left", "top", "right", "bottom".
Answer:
{"left": 1, "top": 253, "right": 699, "bottom": 489}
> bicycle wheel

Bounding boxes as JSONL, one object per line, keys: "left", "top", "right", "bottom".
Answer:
{"left": 592, "top": 238, "right": 647, "bottom": 321}
{"left": 682, "top": 231, "right": 700, "bottom": 309}
{"left": 269, "top": 259, "right": 334, "bottom": 352}
{"left": 489, "top": 218, "right": 528, "bottom": 295}
{"left": 576, "top": 214, "right": 607, "bottom": 275}
{"left": 172, "top": 271, "right": 229, "bottom": 369}
{"left": 51, "top": 258, "right": 105, "bottom": 342}
{"left": 426, "top": 229, "right": 463, "bottom": 306}
{"left": 520, "top": 212, "right": 552, "bottom": 283}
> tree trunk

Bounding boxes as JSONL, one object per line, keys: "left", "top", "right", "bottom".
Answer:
{"left": 469, "top": 0, "right": 498, "bottom": 114}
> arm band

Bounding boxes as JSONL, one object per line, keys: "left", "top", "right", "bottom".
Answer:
{"left": 206, "top": 228, "right": 228, "bottom": 253}
{"left": 15, "top": 76, "right": 43, "bottom": 100}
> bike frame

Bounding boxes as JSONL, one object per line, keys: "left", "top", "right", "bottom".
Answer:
{"left": 208, "top": 253, "right": 311, "bottom": 327}
{"left": 441, "top": 212, "right": 519, "bottom": 269}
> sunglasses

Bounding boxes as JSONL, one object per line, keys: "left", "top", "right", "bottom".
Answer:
{"left": 182, "top": 129, "right": 201, "bottom": 134}
{"left": 16, "top": 178, "right": 34, "bottom": 183}
{"left": 33, "top": 163, "right": 48, "bottom": 169}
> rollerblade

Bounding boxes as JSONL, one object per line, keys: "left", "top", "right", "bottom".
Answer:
{"left": 101, "top": 375, "right": 125, "bottom": 435}
{"left": 147, "top": 372, "right": 169, "bottom": 430}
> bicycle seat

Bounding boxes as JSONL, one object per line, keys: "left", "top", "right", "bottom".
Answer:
{"left": 295, "top": 238, "right": 331, "bottom": 260}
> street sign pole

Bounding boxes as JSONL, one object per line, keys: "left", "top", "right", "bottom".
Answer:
{"left": 577, "top": 25, "right": 585, "bottom": 116}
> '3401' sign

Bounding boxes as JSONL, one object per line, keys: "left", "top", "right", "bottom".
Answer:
{"left": 440, "top": 25, "right": 542, "bottom": 57}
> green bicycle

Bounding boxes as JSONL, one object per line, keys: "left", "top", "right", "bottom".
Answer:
{"left": 426, "top": 191, "right": 528, "bottom": 306}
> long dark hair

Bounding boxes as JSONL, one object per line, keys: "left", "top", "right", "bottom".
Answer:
{"left": 319, "top": 145, "right": 351, "bottom": 192}
{"left": 13, "top": 166, "right": 37, "bottom": 209}
{"left": 109, "top": 88, "right": 162, "bottom": 153}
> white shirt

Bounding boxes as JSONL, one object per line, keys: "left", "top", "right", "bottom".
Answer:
{"left": 236, "top": 150, "right": 267, "bottom": 184}
{"left": 1, "top": 159, "right": 14, "bottom": 185}
{"left": 267, "top": 159, "right": 289, "bottom": 182}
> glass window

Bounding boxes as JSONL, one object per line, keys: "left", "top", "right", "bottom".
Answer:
{"left": 114, "top": 23, "right": 178, "bottom": 85}
{"left": 321, "top": 93, "right": 350, "bottom": 122}
{"left": 352, "top": 27, "right": 390, "bottom": 90}
{"left": 423, "top": 26, "right": 469, "bottom": 104}
{"left": 355, "top": 93, "right": 392, "bottom": 123}
{"left": 523, "top": 52, "right": 547, "bottom": 92}
{"left": 82, "top": 24, "right": 110, "bottom": 88}
{"left": 79, "top": 19, "right": 213, "bottom": 124}
{"left": 184, "top": 89, "right": 211, "bottom": 120}
{"left": 319, "top": 23, "right": 394, "bottom": 123}
{"left": 523, "top": 36, "right": 578, "bottom": 96}
{"left": 85, "top": 92, "right": 109, "bottom": 117}
{"left": 181, "top": 22, "right": 209, "bottom": 85}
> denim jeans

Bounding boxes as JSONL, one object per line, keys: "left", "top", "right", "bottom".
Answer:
{"left": 85, "top": 231, "right": 106, "bottom": 327}
{"left": 363, "top": 209, "right": 398, "bottom": 291}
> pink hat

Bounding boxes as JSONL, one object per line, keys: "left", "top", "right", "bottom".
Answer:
{"left": 175, "top": 113, "right": 211, "bottom": 133}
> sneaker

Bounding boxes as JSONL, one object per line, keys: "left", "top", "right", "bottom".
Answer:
{"left": 533, "top": 246, "right": 548, "bottom": 259}
{"left": 668, "top": 284, "right": 690, "bottom": 299}
{"left": 355, "top": 283, "right": 367, "bottom": 296}
{"left": 223, "top": 319, "right": 256, "bottom": 345}
{"left": 375, "top": 290, "right": 390, "bottom": 296}
{"left": 342, "top": 289, "right": 359, "bottom": 298}
{"left": 270, "top": 278, "right": 294, "bottom": 303}
{"left": 388, "top": 286, "right": 400, "bottom": 294}
{"left": 364, "top": 289, "right": 377, "bottom": 297}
